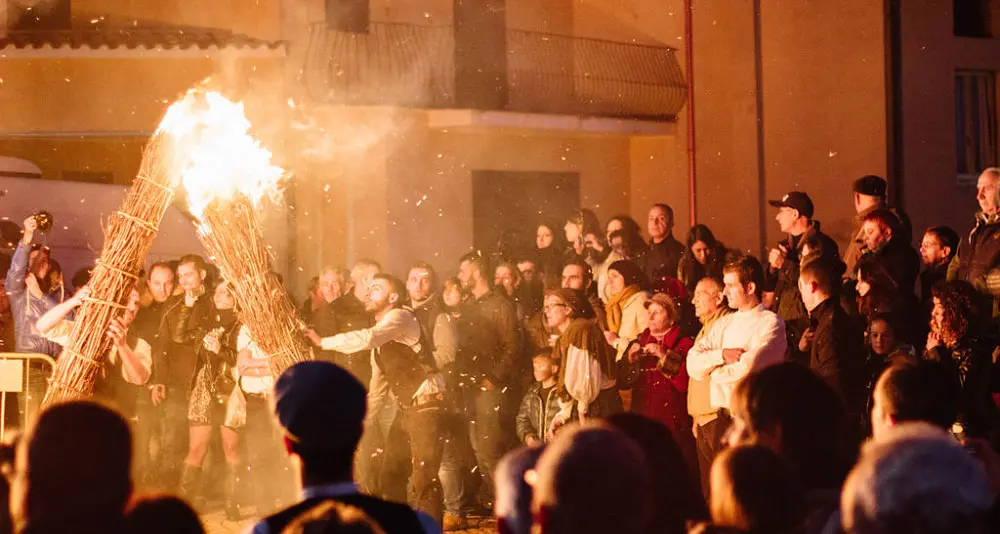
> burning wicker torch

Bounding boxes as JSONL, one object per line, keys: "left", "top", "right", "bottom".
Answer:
{"left": 165, "top": 90, "right": 311, "bottom": 376}
{"left": 43, "top": 104, "right": 187, "bottom": 406}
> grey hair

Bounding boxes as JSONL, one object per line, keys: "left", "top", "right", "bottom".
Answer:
{"left": 319, "top": 265, "right": 350, "bottom": 282}
{"left": 494, "top": 446, "right": 545, "bottom": 534}
{"left": 842, "top": 422, "right": 994, "bottom": 534}
{"left": 983, "top": 167, "right": 1000, "bottom": 180}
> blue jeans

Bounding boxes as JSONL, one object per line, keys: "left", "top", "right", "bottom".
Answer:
{"left": 466, "top": 388, "right": 504, "bottom": 507}
{"left": 439, "top": 410, "right": 473, "bottom": 515}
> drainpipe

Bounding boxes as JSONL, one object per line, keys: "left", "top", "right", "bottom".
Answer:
{"left": 684, "top": 0, "right": 697, "bottom": 226}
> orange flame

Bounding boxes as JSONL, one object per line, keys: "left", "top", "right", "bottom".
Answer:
{"left": 159, "top": 89, "right": 285, "bottom": 218}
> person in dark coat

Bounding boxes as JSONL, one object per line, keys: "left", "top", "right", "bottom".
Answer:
{"left": 644, "top": 204, "right": 685, "bottom": 285}
{"left": 250, "top": 361, "right": 441, "bottom": 534}
{"left": 325, "top": 259, "right": 380, "bottom": 385}
{"left": 765, "top": 191, "right": 840, "bottom": 364}
{"left": 515, "top": 350, "right": 562, "bottom": 445}
{"left": 534, "top": 221, "right": 566, "bottom": 288}
{"left": 677, "top": 224, "right": 732, "bottom": 295}
{"left": 798, "top": 257, "right": 866, "bottom": 425}
{"left": 919, "top": 226, "right": 959, "bottom": 305}
{"left": 854, "top": 257, "right": 920, "bottom": 343}
{"left": 952, "top": 167, "right": 1000, "bottom": 319}
{"left": 843, "top": 175, "right": 912, "bottom": 279}
{"left": 924, "top": 280, "right": 1000, "bottom": 443}
{"left": 860, "top": 208, "right": 920, "bottom": 295}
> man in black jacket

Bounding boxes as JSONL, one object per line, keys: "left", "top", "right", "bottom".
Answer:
{"left": 860, "top": 208, "right": 920, "bottom": 294}
{"left": 952, "top": 168, "right": 1000, "bottom": 319}
{"left": 643, "top": 203, "right": 685, "bottom": 284}
{"left": 919, "top": 226, "right": 959, "bottom": 305}
{"left": 799, "top": 257, "right": 866, "bottom": 426}
{"left": 132, "top": 262, "right": 175, "bottom": 490}
{"left": 843, "top": 175, "right": 912, "bottom": 278}
{"left": 406, "top": 261, "right": 466, "bottom": 529}
{"left": 457, "top": 252, "right": 521, "bottom": 510}
{"left": 250, "top": 360, "right": 441, "bottom": 534}
{"left": 324, "top": 259, "right": 380, "bottom": 385}
{"left": 149, "top": 254, "right": 214, "bottom": 491}
{"left": 765, "top": 191, "right": 840, "bottom": 363}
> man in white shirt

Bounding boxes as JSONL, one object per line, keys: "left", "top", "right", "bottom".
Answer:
{"left": 235, "top": 324, "right": 291, "bottom": 516}
{"left": 305, "top": 274, "right": 446, "bottom": 525}
{"left": 35, "top": 285, "right": 151, "bottom": 417}
{"left": 687, "top": 256, "right": 787, "bottom": 411}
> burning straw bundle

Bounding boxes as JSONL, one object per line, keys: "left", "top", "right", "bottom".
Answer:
{"left": 172, "top": 91, "right": 310, "bottom": 375}
{"left": 43, "top": 131, "right": 181, "bottom": 406}
{"left": 194, "top": 198, "right": 311, "bottom": 374}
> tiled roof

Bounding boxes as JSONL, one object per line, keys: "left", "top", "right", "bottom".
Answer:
{"left": 0, "top": 29, "right": 285, "bottom": 52}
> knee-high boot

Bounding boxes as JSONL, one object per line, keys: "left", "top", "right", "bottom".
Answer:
{"left": 224, "top": 464, "right": 242, "bottom": 521}
{"left": 178, "top": 464, "right": 203, "bottom": 509}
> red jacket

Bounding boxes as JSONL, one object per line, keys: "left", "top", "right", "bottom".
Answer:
{"left": 619, "top": 326, "right": 694, "bottom": 438}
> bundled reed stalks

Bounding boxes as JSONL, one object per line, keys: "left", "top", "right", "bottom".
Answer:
{"left": 43, "top": 133, "right": 181, "bottom": 406}
{"left": 195, "top": 196, "right": 311, "bottom": 375}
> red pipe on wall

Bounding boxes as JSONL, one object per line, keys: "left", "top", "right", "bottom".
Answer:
{"left": 684, "top": 0, "right": 697, "bottom": 227}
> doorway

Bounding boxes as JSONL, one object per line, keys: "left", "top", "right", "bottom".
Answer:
{"left": 471, "top": 170, "right": 580, "bottom": 262}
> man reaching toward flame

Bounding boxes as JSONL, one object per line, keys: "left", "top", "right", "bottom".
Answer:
{"left": 305, "top": 274, "right": 447, "bottom": 525}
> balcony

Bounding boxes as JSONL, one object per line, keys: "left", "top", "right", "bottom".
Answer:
{"left": 303, "top": 22, "right": 687, "bottom": 121}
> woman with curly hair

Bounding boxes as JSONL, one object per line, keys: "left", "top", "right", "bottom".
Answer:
{"left": 924, "top": 280, "right": 1000, "bottom": 440}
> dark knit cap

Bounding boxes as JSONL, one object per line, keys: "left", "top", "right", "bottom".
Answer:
{"left": 608, "top": 260, "right": 648, "bottom": 288}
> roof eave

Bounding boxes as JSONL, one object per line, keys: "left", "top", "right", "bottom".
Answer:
{"left": 0, "top": 44, "right": 287, "bottom": 59}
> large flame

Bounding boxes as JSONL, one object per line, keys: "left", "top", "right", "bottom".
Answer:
{"left": 158, "top": 89, "right": 285, "bottom": 218}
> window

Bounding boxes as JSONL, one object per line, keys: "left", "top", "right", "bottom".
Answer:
{"left": 954, "top": 0, "right": 1000, "bottom": 37}
{"left": 326, "top": 0, "right": 369, "bottom": 33}
{"left": 956, "top": 71, "right": 998, "bottom": 184}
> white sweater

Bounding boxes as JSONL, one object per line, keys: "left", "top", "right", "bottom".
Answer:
{"left": 686, "top": 304, "right": 787, "bottom": 409}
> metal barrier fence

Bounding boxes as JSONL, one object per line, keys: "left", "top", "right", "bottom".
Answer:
{"left": 0, "top": 352, "right": 56, "bottom": 440}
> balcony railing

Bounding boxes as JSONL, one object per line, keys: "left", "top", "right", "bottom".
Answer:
{"left": 304, "top": 22, "right": 687, "bottom": 121}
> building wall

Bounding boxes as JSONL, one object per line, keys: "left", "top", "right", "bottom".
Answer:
{"left": 689, "top": 0, "right": 760, "bottom": 254}
{"left": 0, "top": 55, "right": 285, "bottom": 191}
{"left": 288, "top": 105, "right": 641, "bottom": 278}
{"left": 72, "top": 0, "right": 283, "bottom": 40}
{"left": 899, "top": 0, "right": 1000, "bottom": 240}
{"left": 758, "top": 0, "right": 888, "bottom": 251}
{"left": 686, "top": 0, "right": 888, "bottom": 255}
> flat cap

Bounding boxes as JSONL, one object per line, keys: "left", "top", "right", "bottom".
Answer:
{"left": 853, "top": 175, "right": 887, "bottom": 197}
{"left": 273, "top": 361, "right": 368, "bottom": 450}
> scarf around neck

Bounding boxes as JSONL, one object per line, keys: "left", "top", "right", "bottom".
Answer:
{"left": 605, "top": 284, "right": 642, "bottom": 333}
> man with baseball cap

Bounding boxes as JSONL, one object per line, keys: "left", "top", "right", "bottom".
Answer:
{"left": 844, "top": 175, "right": 911, "bottom": 279}
{"left": 764, "top": 191, "right": 839, "bottom": 364}
{"left": 250, "top": 360, "right": 442, "bottom": 534}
